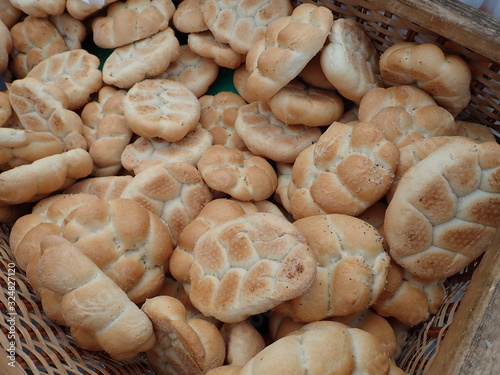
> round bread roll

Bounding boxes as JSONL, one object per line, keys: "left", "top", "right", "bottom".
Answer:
{"left": 172, "top": 0, "right": 208, "bottom": 33}
{"left": 123, "top": 78, "right": 200, "bottom": 142}
{"left": 189, "top": 212, "right": 317, "bottom": 323}
{"left": 274, "top": 214, "right": 389, "bottom": 321}
{"left": 0, "top": 90, "right": 11, "bottom": 127}
{"left": 66, "top": 0, "right": 119, "bottom": 21}
{"left": 169, "top": 198, "right": 261, "bottom": 287}
{"left": 239, "top": 321, "right": 403, "bottom": 375}
{"left": 372, "top": 260, "right": 446, "bottom": 326}
{"left": 121, "top": 124, "right": 213, "bottom": 174}
{"left": 243, "top": 3, "right": 334, "bottom": 102}
{"left": 267, "top": 79, "right": 344, "bottom": 127}
{"left": 203, "top": 0, "right": 293, "bottom": 55}
{"left": 220, "top": 320, "right": 266, "bottom": 366}
{"left": 199, "top": 91, "right": 248, "bottom": 151}
{"left": 320, "top": 18, "right": 382, "bottom": 104}
{"left": 384, "top": 137, "right": 500, "bottom": 279}
{"left": 36, "top": 235, "right": 156, "bottom": 361}
{"left": 0, "top": 0, "right": 22, "bottom": 29}
{"left": 358, "top": 85, "right": 459, "bottom": 148}
{"left": 456, "top": 120, "right": 497, "bottom": 143}
{"left": 81, "top": 85, "right": 132, "bottom": 177}
{"left": 379, "top": 42, "right": 471, "bottom": 117}
{"left": 197, "top": 145, "right": 278, "bottom": 201}
{"left": 141, "top": 295, "right": 226, "bottom": 375}
{"left": 188, "top": 31, "right": 246, "bottom": 70}
{"left": 102, "top": 28, "right": 181, "bottom": 89}
{"left": 120, "top": 162, "right": 213, "bottom": 246}
{"left": 152, "top": 44, "right": 219, "bottom": 98}
{"left": 92, "top": 0, "right": 176, "bottom": 49}
{"left": 26, "top": 49, "right": 103, "bottom": 111}
{"left": 235, "top": 100, "right": 322, "bottom": 163}
{"left": 8, "top": 0, "right": 65, "bottom": 22}
{"left": 0, "top": 19, "right": 11, "bottom": 74}
{"left": 9, "top": 16, "right": 67, "bottom": 78}
{"left": 288, "top": 121, "right": 399, "bottom": 219}
{"left": 273, "top": 162, "right": 293, "bottom": 215}
{"left": 232, "top": 64, "right": 253, "bottom": 103}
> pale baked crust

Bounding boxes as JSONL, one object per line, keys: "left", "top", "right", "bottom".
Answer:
{"left": 172, "top": 0, "right": 208, "bottom": 33}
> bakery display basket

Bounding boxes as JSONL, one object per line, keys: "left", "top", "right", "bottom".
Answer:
{"left": 1, "top": 0, "right": 500, "bottom": 374}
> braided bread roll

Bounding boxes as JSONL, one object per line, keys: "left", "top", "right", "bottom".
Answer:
{"left": 37, "top": 235, "right": 156, "bottom": 361}
{"left": 189, "top": 212, "right": 317, "bottom": 323}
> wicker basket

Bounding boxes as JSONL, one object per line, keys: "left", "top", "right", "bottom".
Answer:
{"left": 1, "top": 0, "right": 499, "bottom": 374}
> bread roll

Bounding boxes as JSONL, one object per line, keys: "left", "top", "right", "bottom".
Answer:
{"left": 288, "top": 121, "right": 399, "bottom": 219}
{"left": 49, "top": 12, "right": 86, "bottom": 50}
{"left": 220, "top": 320, "right": 266, "bottom": 366}
{"left": 0, "top": 0, "right": 22, "bottom": 28}
{"left": 188, "top": 31, "right": 246, "bottom": 70}
{"left": 197, "top": 145, "right": 278, "bottom": 201}
{"left": 37, "top": 235, "right": 156, "bottom": 361}
{"left": 172, "top": 0, "right": 208, "bottom": 33}
{"left": 274, "top": 214, "right": 389, "bottom": 321}
{"left": 9, "top": 0, "right": 65, "bottom": 19}
{"left": 0, "top": 19, "right": 11, "bottom": 74}
{"left": 384, "top": 137, "right": 500, "bottom": 279}
{"left": 63, "top": 176, "right": 133, "bottom": 199}
{"left": 379, "top": 42, "right": 471, "bottom": 116}
{"left": 189, "top": 212, "right": 317, "bottom": 323}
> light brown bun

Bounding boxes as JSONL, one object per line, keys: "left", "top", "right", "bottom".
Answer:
{"left": 63, "top": 175, "right": 133, "bottom": 199}
{"left": 66, "top": 0, "right": 119, "bottom": 20}
{"left": 36, "top": 235, "right": 156, "bottom": 361}
{"left": 0, "top": 19, "right": 11, "bottom": 74}
{"left": 102, "top": 28, "right": 180, "bottom": 89}
{"left": 288, "top": 121, "right": 399, "bottom": 219}
{"left": 0, "top": 148, "right": 93, "bottom": 205}
{"left": 298, "top": 52, "right": 336, "bottom": 90}
{"left": 274, "top": 214, "right": 389, "bottom": 321}
{"left": 120, "top": 162, "right": 213, "bottom": 246}
{"left": 199, "top": 91, "right": 248, "bottom": 151}
{"left": 49, "top": 13, "right": 87, "bottom": 50}
{"left": 0, "top": 128, "right": 62, "bottom": 170}
{"left": 172, "top": 0, "right": 208, "bottom": 33}
{"left": 320, "top": 18, "right": 382, "bottom": 104}
{"left": 220, "top": 320, "right": 266, "bottom": 366}
{"left": 267, "top": 79, "right": 344, "bottom": 126}
{"left": 384, "top": 137, "right": 500, "bottom": 279}
{"left": 239, "top": 321, "right": 400, "bottom": 375}
{"left": 9, "top": 16, "right": 67, "bottom": 78}
{"left": 372, "top": 260, "right": 446, "bottom": 326}
{"left": 0, "top": 0, "right": 22, "bottom": 28}
{"left": 9, "top": 0, "right": 65, "bottom": 19}
{"left": 206, "top": 365, "right": 243, "bottom": 375}
{"left": 92, "top": 0, "right": 175, "bottom": 49}
{"left": 379, "top": 42, "right": 471, "bottom": 116}
{"left": 203, "top": 0, "right": 293, "bottom": 54}
{"left": 8, "top": 77, "right": 87, "bottom": 151}
{"left": 121, "top": 125, "right": 213, "bottom": 174}
{"left": 358, "top": 85, "right": 459, "bottom": 148}
{"left": 232, "top": 64, "right": 253, "bottom": 103}
{"left": 153, "top": 44, "right": 219, "bottom": 98}
{"left": 80, "top": 85, "right": 132, "bottom": 177}
{"left": 0, "top": 90, "right": 11, "bottom": 127}
{"left": 169, "top": 198, "right": 261, "bottom": 286}
{"left": 244, "top": 3, "right": 333, "bottom": 102}
{"left": 189, "top": 212, "right": 317, "bottom": 323}
{"left": 188, "top": 31, "right": 246, "bottom": 69}
{"left": 141, "top": 295, "right": 226, "bottom": 375}
{"left": 123, "top": 78, "right": 200, "bottom": 142}
{"left": 273, "top": 162, "right": 293, "bottom": 215}
{"left": 197, "top": 145, "right": 278, "bottom": 201}
{"left": 456, "top": 120, "right": 497, "bottom": 142}
{"left": 235, "top": 100, "right": 322, "bottom": 163}
{"left": 26, "top": 49, "right": 103, "bottom": 110}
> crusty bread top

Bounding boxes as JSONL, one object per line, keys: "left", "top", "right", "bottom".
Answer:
{"left": 189, "top": 212, "right": 317, "bottom": 323}
{"left": 384, "top": 137, "right": 500, "bottom": 279}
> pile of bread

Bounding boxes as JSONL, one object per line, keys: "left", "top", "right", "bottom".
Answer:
{"left": 1, "top": 0, "right": 499, "bottom": 374}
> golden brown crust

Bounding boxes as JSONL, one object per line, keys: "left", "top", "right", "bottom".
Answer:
{"left": 288, "top": 122, "right": 399, "bottom": 219}
{"left": 172, "top": 0, "right": 208, "bottom": 33}
{"left": 189, "top": 212, "right": 317, "bottom": 323}
{"left": 197, "top": 145, "right": 278, "bottom": 201}
{"left": 385, "top": 137, "right": 500, "bottom": 279}
{"left": 37, "top": 235, "right": 156, "bottom": 361}
{"left": 379, "top": 42, "right": 471, "bottom": 117}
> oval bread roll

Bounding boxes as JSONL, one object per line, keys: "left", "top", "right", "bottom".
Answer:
{"left": 189, "top": 212, "right": 317, "bottom": 323}
{"left": 385, "top": 137, "right": 500, "bottom": 279}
